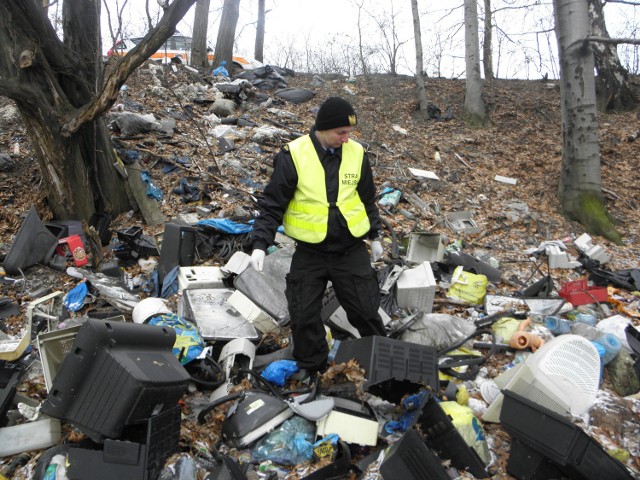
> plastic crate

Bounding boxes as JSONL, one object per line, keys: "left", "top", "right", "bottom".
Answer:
{"left": 67, "top": 406, "right": 181, "bottom": 480}
{"left": 558, "top": 279, "right": 608, "bottom": 306}
{"left": 500, "top": 390, "right": 634, "bottom": 480}
{"left": 396, "top": 261, "right": 436, "bottom": 313}
{"left": 333, "top": 336, "right": 438, "bottom": 403}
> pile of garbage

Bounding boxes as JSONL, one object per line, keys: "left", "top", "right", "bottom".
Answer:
{"left": 0, "top": 61, "right": 639, "bottom": 479}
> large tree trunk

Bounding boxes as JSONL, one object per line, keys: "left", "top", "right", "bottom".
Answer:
{"left": 254, "top": 0, "right": 265, "bottom": 63}
{"left": 0, "top": 0, "right": 196, "bottom": 222}
{"left": 553, "top": 0, "right": 621, "bottom": 243}
{"left": 464, "top": 0, "right": 486, "bottom": 126}
{"left": 588, "top": 0, "right": 637, "bottom": 112}
{"left": 411, "top": 0, "right": 429, "bottom": 119}
{"left": 213, "top": 0, "right": 240, "bottom": 71}
{"left": 483, "top": 0, "right": 494, "bottom": 80}
{"left": 191, "top": 0, "right": 211, "bottom": 68}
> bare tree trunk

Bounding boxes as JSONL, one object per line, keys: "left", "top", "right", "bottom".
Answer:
{"left": 254, "top": 0, "right": 265, "bottom": 63}
{"left": 588, "top": 0, "right": 637, "bottom": 112}
{"left": 554, "top": 0, "right": 621, "bottom": 243}
{"left": 483, "top": 0, "right": 494, "bottom": 80}
{"left": 353, "top": 0, "right": 369, "bottom": 76}
{"left": 191, "top": 0, "right": 211, "bottom": 68}
{"left": 464, "top": 0, "right": 486, "bottom": 126}
{"left": 411, "top": 0, "right": 429, "bottom": 118}
{"left": 213, "top": 0, "right": 240, "bottom": 71}
{"left": 0, "top": 0, "right": 196, "bottom": 221}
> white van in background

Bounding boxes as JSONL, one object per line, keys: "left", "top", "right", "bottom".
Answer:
{"left": 107, "top": 34, "right": 262, "bottom": 70}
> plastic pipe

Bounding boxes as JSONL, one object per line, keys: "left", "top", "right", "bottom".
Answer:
{"left": 509, "top": 331, "right": 545, "bottom": 352}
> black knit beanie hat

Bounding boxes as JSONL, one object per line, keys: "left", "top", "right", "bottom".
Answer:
{"left": 315, "top": 97, "right": 357, "bottom": 131}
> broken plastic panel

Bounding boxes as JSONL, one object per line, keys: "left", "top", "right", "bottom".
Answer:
{"left": 447, "top": 251, "right": 502, "bottom": 284}
{"left": 40, "top": 319, "right": 190, "bottom": 443}
{"left": 316, "top": 410, "right": 379, "bottom": 446}
{"left": 157, "top": 222, "right": 197, "bottom": 284}
{"left": 574, "top": 233, "right": 610, "bottom": 265}
{"left": 227, "top": 290, "right": 279, "bottom": 334}
{"left": 233, "top": 246, "right": 293, "bottom": 325}
{"left": 334, "top": 336, "right": 439, "bottom": 403}
{"left": 444, "top": 211, "right": 481, "bottom": 235}
{"left": 380, "top": 428, "right": 450, "bottom": 480}
{"left": 410, "top": 392, "right": 489, "bottom": 478}
{"left": 222, "top": 391, "right": 293, "bottom": 448}
{"left": 406, "top": 232, "right": 445, "bottom": 263}
{"left": 177, "top": 266, "right": 225, "bottom": 293}
{"left": 179, "top": 288, "right": 259, "bottom": 342}
{"left": 209, "top": 338, "right": 256, "bottom": 402}
{"left": 37, "top": 324, "right": 82, "bottom": 392}
{"left": 2, "top": 206, "right": 59, "bottom": 275}
{"left": 0, "top": 291, "right": 63, "bottom": 362}
{"left": 501, "top": 390, "right": 634, "bottom": 480}
{"left": 484, "top": 294, "right": 565, "bottom": 318}
{"left": 0, "top": 362, "right": 24, "bottom": 427}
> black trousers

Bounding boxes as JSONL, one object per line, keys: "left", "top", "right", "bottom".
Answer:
{"left": 285, "top": 242, "right": 386, "bottom": 371}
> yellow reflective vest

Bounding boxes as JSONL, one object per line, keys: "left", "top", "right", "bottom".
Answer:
{"left": 283, "top": 135, "right": 370, "bottom": 243}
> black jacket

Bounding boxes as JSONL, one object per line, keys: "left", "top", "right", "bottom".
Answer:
{"left": 251, "top": 127, "right": 382, "bottom": 254}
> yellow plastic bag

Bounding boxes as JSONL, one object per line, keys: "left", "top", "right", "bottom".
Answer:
{"left": 447, "top": 266, "right": 488, "bottom": 305}
{"left": 440, "top": 401, "right": 491, "bottom": 464}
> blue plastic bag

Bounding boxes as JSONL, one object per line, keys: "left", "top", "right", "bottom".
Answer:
{"left": 148, "top": 313, "right": 205, "bottom": 365}
{"left": 251, "top": 416, "right": 315, "bottom": 465}
{"left": 261, "top": 359, "right": 300, "bottom": 387}
{"left": 140, "top": 171, "right": 163, "bottom": 200}
{"left": 197, "top": 218, "right": 254, "bottom": 234}
{"left": 64, "top": 281, "right": 88, "bottom": 312}
{"left": 212, "top": 60, "right": 229, "bottom": 77}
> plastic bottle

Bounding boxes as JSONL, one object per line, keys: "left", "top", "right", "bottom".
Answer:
{"left": 575, "top": 313, "right": 597, "bottom": 327}
{"left": 43, "top": 454, "right": 67, "bottom": 480}
{"left": 593, "top": 333, "right": 622, "bottom": 365}
{"left": 544, "top": 316, "right": 571, "bottom": 335}
{"left": 378, "top": 189, "right": 402, "bottom": 209}
{"left": 571, "top": 323, "right": 622, "bottom": 365}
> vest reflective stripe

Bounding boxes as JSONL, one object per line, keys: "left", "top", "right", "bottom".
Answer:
{"left": 284, "top": 135, "right": 371, "bottom": 243}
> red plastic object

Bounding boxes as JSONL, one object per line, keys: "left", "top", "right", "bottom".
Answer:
{"left": 56, "top": 235, "right": 88, "bottom": 267}
{"left": 559, "top": 279, "right": 608, "bottom": 306}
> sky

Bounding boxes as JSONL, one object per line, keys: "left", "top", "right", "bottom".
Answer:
{"left": 95, "top": 0, "right": 639, "bottom": 79}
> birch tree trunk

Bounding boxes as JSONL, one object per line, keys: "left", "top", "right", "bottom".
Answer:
{"left": 588, "top": 0, "right": 637, "bottom": 112}
{"left": 483, "top": 0, "right": 494, "bottom": 80}
{"left": 554, "top": 0, "right": 621, "bottom": 243}
{"left": 411, "top": 0, "right": 429, "bottom": 118}
{"left": 464, "top": 0, "right": 486, "bottom": 126}
{"left": 191, "top": 0, "right": 211, "bottom": 68}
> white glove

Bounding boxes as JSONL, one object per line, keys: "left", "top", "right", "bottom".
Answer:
{"left": 370, "top": 240, "right": 384, "bottom": 262}
{"left": 250, "top": 249, "right": 266, "bottom": 272}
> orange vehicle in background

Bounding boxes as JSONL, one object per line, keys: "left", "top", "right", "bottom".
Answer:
{"left": 107, "top": 34, "right": 262, "bottom": 70}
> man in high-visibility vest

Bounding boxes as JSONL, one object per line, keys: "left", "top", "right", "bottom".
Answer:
{"left": 250, "top": 97, "right": 386, "bottom": 379}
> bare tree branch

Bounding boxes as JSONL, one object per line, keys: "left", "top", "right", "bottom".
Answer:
{"left": 586, "top": 35, "right": 640, "bottom": 46}
{"left": 62, "top": 0, "right": 197, "bottom": 137}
